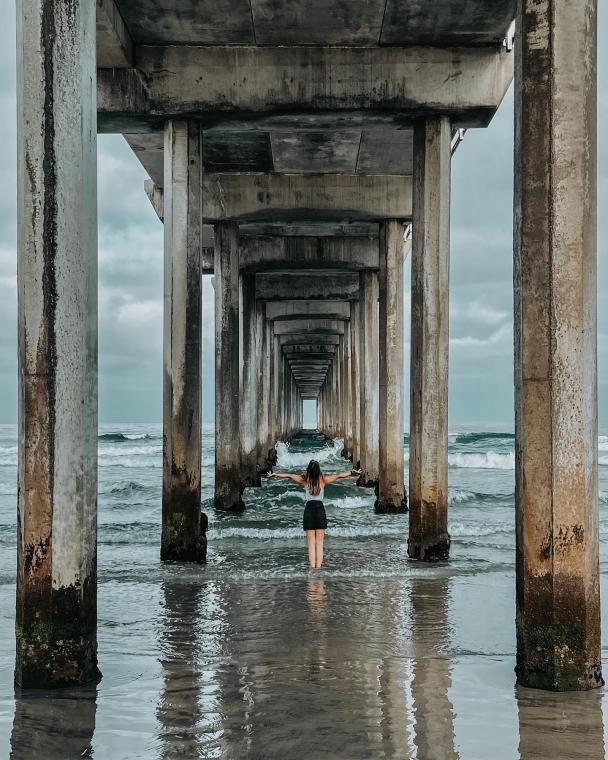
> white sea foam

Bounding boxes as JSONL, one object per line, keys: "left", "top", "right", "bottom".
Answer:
{"left": 327, "top": 496, "right": 373, "bottom": 509}
{"left": 599, "top": 436, "right": 608, "bottom": 451}
{"left": 275, "top": 439, "right": 344, "bottom": 469}
{"left": 449, "top": 522, "right": 513, "bottom": 537}
{"left": 448, "top": 489, "right": 478, "bottom": 505}
{"left": 448, "top": 451, "right": 515, "bottom": 469}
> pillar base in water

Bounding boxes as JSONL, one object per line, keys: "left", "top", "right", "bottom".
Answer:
{"left": 516, "top": 609, "right": 603, "bottom": 691}
{"left": 375, "top": 495, "right": 408, "bottom": 514}
{"left": 407, "top": 534, "right": 451, "bottom": 561}
{"left": 357, "top": 475, "right": 378, "bottom": 489}
{"left": 161, "top": 511, "right": 208, "bottom": 563}
{"left": 15, "top": 585, "right": 101, "bottom": 689}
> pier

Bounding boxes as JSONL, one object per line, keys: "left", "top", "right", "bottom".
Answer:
{"left": 15, "top": 0, "right": 600, "bottom": 694}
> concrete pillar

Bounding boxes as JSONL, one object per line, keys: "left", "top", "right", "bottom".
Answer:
{"left": 240, "top": 273, "right": 259, "bottom": 487}
{"left": 270, "top": 334, "right": 281, "bottom": 455}
{"left": 358, "top": 272, "right": 379, "bottom": 487}
{"left": 408, "top": 116, "right": 451, "bottom": 557}
{"left": 343, "top": 322, "right": 353, "bottom": 460}
{"left": 215, "top": 222, "right": 244, "bottom": 511}
{"left": 377, "top": 220, "right": 407, "bottom": 513}
{"left": 266, "top": 322, "right": 276, "bottom": 464}
{"left": 514, "top": 0, "right": 600, "bottom": 690}
{"left": 16, "top": 0, "right": 99, "bottom": 687}
{"left": 255, "top": 299, "right": 270, "bottom": 474}
{"left": 351, "top": 300, "right": 361, "bottom": 468}
{"left": 162, "top": 120, "right": 204, "bottom": 562}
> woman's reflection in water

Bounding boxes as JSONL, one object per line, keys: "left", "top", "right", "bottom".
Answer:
{"left": 10, "top": 686, "right": 97, "bottom": 760}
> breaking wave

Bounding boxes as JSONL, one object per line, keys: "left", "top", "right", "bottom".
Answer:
{"left": 448, "top": 451, "right": 515, "bottom": 470}
{"left": 452, "top": 432, "right": 514, "bottom": 445}
{"left": 275, "top": 439, "right": 344, "bottom": 469}
{"left": 99, "top": 433, "right": 153, "bottom": 442}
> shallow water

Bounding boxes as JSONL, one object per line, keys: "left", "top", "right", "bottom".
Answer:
{"left": 1, "top": 424, "right": 608, "bottom": 759}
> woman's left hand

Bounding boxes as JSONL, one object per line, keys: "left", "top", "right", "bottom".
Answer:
{"left": 351, "top": 469, "right": 361, "bottom": 476}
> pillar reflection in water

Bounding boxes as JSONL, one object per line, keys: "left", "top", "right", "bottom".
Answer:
{"left": 516, "top": 686, "right": 605, "bottom": 759}
{"left": 156, "top": 578, "right": 207, "bottom": 759}
{"left": 10, "top": 687, "right": 96, "bottom": 759}
{"left": 409, "top": 577, "right": 459, "bottom": 760}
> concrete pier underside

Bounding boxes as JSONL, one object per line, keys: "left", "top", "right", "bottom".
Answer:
{"left": 15, "top": 0, "right": 600, "bottom": 693}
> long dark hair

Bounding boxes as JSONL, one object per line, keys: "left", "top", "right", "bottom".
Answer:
{"left": 305, "top": 460, "right": 322, "bottom": 496}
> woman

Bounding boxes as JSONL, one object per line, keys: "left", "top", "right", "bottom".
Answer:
{"left": 269, "top": 460, "right": 360, "bottom": 569}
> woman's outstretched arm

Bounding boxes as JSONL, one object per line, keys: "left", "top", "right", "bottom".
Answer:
{"left": 322, "top": 468, "right": 361, "bottom": 485}
{"left": 268, "top": 472, "right": 306, "bottom": 484}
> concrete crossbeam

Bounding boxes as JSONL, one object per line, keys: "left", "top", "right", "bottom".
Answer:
{"left": 97, "top": 45, "right": 513, "bottom": 131}
{"left": 256, "top": 273, "right": 359, "bottom": 301}
{"left": 240, "top": 236, "right": 380, "bottom": 271}
{"left": 266, "top": 301, "right": 351, "bottom": 322}
{"left": 203, "top": 173, "right": 412, "bottom": 222}
{"left": 279, "top": 334, "right": 341, "bottom": 346}
{"left": 272, "top": 319, "right": 345, "bottom": 336}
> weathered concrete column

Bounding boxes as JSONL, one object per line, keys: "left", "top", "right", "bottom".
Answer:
{"left": 350, "top": 300, "right": 361, "bottom": 468}
{"left": 255, "top": 299, "right": 270, "bottom": 473}
{"left": 514, "top": 0, "right": 601, "bottom": 690}
{"left": 215, "top": 222, "right": 244, "bottom": 511}
{"left": 377, "top": 220, "right": 407, "bottom": 513}
{"left": 16, "top": 0, "right": 99, "bottom": 687}
{"left": 408, "top": 116, "right": 451, "bottom": 557}
{"left": 343, "top": 322, "right": 353, "bottom": 460}
{"left": 266, "top": 323, "right": 277, "bottom": 463}
{"left": 240, "top": 273, "right": 259, "bottom": 487}
{"left": 162, "top": 120, "right": 204, "bottom": 562}
{"left": 358, "top": 272, "right": 379, "bottom": 487}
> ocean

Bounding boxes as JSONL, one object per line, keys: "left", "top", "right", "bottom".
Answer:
{"left": 1, "top": 423, "right": 608, "bottom": 759}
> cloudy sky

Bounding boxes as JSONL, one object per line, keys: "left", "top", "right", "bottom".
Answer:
{"left": 0, "top": 6, "right": 606, "bottom": 426}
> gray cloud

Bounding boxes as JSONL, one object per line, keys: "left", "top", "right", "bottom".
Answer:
{"left": 0, "top": 6, "right": 606, "bottom": 427}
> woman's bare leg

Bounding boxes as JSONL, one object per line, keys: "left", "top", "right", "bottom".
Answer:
{"left": 306, "top": 530, "right": 316, "bottom": 568}
{"left": 314, "top": 529, "right": 325, "bottom": 568}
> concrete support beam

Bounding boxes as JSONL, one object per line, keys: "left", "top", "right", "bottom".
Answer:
{"left": 256, "top": 273, "right": 359, "bottom": 301}
{"left": 283, "top": 345, "right": 337, "bottom": 355}
{"left": 513, "top": 0, "right": 601, "bottom": 691}
{"left": 377, "top": 221, "right": 407, "bottom": 513}
{"left": 202, "top": 173, "right": 412, "bottom": 222}
{"left": 358, "top": 272, "right": 379, "bottom": 487}
{"left": 408, "top": 116, "right": 451, "bottom": 556}
{"left": 272, "top": 319, "right": 345, "bottom": 336}
{"left": 279, "top": 334, "right": 341, "bottom": 347}
{"left": 241, "top": 236, "right": 379, "bottom": 272}
{"left": 16, "top": 0, "right": 99, "bottom": 688}
{"left": 266, "top": 301, "right": 351, "bottom": 322}
{"left": 240, "top": 273, "right": 259, "bottom": 487}
{"left": 96, "top": 0, "right": 134, "bottom": 67}
{"left": 215, "top": 222, "right": 244, "bottom": 511}
{"left": 97, "top": 45, "right": 514, "bottom": 130}
{"left": 162, "top": 120, "right": 204, "bottom": 561}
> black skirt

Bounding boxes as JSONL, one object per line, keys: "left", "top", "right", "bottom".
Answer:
{"left": 303, "top": 500, "right": 327, "bottom": 531}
